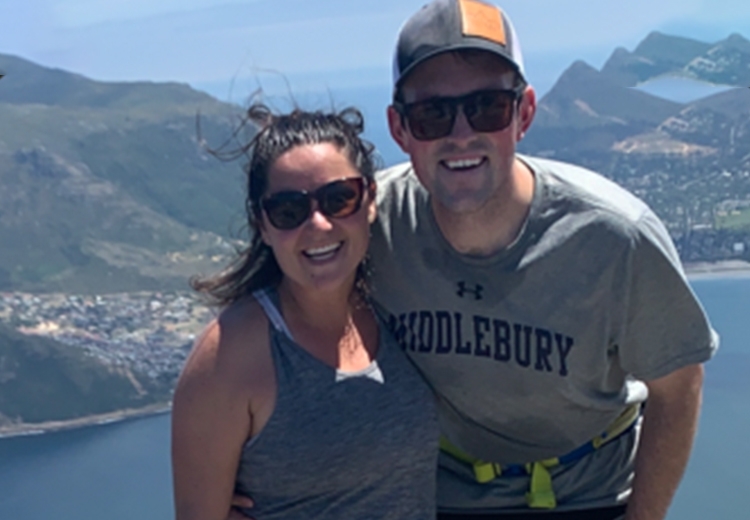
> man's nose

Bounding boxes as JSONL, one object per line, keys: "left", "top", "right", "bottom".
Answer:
{"left": 449, "top": 106, "right": 476, "bottom": 141}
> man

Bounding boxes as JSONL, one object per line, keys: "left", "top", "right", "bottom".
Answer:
{"left": 368, "top": 0, "right": 717, "bottom": 519}
{"left": 228, "top": 0, "right": 716, "bottom": 518}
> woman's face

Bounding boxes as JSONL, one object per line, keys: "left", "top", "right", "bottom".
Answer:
{"left": 259, "top": 142, "right": 376, "bottom": 295}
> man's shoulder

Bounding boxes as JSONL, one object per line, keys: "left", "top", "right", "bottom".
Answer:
{"left": 375, "top": 161, "right": 417, "bottom": 192}
{"left": 374, "top": 161, "right": 424, "bottom": 211}
{"left": 523, "top": 154, "right": 683, "bottom": 266}
{"left": 523, "top": 154, "right": 652, "bottom": 226}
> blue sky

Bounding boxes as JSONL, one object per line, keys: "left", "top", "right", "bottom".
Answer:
{"left": 3, "top": 0, "right": 750, "bottom": 102}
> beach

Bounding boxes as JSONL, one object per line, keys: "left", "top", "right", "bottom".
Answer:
{"left": 684, "top": 259, "right": 750, "bottom": 279}
{"left": 0, "top": 402, "right": 171, "bottom": 439}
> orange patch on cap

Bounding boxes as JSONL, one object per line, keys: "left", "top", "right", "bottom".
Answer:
{"left": 458, "top": 0, "right": 506, "bottom": 45}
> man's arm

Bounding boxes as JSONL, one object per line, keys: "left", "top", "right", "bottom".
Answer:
{"left": 625, "top": 363, "right": 704, "bottom": 520}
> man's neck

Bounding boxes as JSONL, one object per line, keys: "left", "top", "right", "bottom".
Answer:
{"left": 431, "top": 157, "right": 535, "bottom": 256}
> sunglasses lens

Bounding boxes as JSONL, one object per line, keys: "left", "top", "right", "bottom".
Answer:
{"left": 263, "top": 192, "right": 311, "bottom": 230}
{"left": 319, "top": 178, "right": 365, "bottom": 218}
{"left": 262, "top": 178, "right": 367, "bottom": 230}
{"left": 465, "top": 91, "right": 514, "bottom": 132}
{"left": 402, "top": 89, "right": 518, "bottom": 140}
{"left": 406, "top": 100, "right": 455, "bottom": 140}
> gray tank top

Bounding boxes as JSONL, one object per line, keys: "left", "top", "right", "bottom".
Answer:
{"left": 234, "top": 288, "right": 438, "bottom": 520}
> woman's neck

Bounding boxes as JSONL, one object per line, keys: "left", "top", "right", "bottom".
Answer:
{"left": 276, "top": 278, "right": 377, "bottom": 370}
{"left": 277, "top": 277, "right": 358, "bottom": 331}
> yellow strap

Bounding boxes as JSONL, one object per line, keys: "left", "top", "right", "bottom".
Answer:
{"left": 439, "top": 437, "right": 501, "bottom": 482}
{"left": 601, "top": 403, "right": 641, "bottom": 443}
{"left": 439, "top": 404, "right": 641, "bottom": 509}
{"left": 473, "top": 462, "right": 501, "bottom": 484}
{"left": 438, "top": 436, "right": 477, "bottom": 465}
{"left": 525, "top": 462, "right": 557, "bottom": 509}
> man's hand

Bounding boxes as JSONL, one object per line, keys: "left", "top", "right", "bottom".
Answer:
{"left": 226, "top": 495, "right": 254, "bottom": 520}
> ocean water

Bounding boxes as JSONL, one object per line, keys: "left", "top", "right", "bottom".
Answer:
{"left": 0, "top": 276, "right": 748, "bottom": 520}
{"left": 633, "top": 76, "right": 737, "bottom": 104}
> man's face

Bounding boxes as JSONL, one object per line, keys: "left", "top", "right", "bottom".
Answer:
{"left": 388, "top": 51, "right": 535, "bottom": 215}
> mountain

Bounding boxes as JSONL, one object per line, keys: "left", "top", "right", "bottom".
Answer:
{"left": 1, "top": 31, "right": 748, "bottom": 294}
{"left": 600, "top": 31, "right": 750, "bottom": 87}
{"left": 601, "top": 32, "right": 712, "bottom": 86}
{"left": 0, "top": 53, "right": 220, "bottom": 110}
{"left": 521, "top": 32, "right": 750, "bottom": 246}
{"left": 0, "top": 321, "right": 167, "bottom": 428}
{"left": 684, "top": 33, "right": 750, "bottom": 86}
{"left": 525, "top": 60, "right": 683, "bottom": 157}
{"left": 0, "top": 53, "right": 249, "bottom": 292}
{"left": 0, "top": 31, "right": 748, "bottom": 430}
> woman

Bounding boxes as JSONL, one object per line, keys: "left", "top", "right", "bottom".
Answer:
{"left": 171, "top": 104, "right": 438, "bottom": 520}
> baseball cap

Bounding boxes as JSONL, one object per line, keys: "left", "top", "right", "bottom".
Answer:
{"left": 392, "top": 0, "right": 526, "bottom": 91}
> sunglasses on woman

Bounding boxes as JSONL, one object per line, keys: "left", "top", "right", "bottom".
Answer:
{"left": 261, "top": 177, "right": 370, "bottom": 230}
{"left": 393, "top": 87, "right": 525, "bottom": 141}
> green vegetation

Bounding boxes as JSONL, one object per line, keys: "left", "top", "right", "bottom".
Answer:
{"left": 0, "top": 323, "right": 168, "bottom": 425}
{"left": 716, "top": 207, "right": 750, "bottom": 230}
{"left": 0, "top": 53, "right": 251, "bottom": 292}
{"left": 1, "top": 31, "right": 749, "bottom": 293}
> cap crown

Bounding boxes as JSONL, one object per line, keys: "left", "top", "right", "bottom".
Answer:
{"left": 392, "top": 0, "right": 525, "bottom": 90}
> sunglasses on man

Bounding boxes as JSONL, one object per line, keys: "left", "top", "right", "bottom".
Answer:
{"left": 393, "top": 87, "right": 525, "bottom": 141}
{"left": 261, "top": 177, "right": 371, "bottom": 231}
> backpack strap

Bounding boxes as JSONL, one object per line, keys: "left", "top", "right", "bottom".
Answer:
{"left": 440, "top": 403, "right": 642, "bottom": 509}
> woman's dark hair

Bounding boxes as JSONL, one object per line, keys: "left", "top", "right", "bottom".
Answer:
{"left": 191, "top": 103, "right": 378, "bottom": 307}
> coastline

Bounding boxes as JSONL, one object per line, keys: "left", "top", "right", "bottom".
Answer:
{"left": 684, "top": 259, "right": 750, "bottom": 280}
{"left": 0, "top": 402, "right": 171, "bottom": 440}
{"left": 1, "top": 260, "right": 747, "bottom": 441}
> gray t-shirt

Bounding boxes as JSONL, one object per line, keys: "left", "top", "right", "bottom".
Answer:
{"left": 369, "top": 155, "right": 718, "bottom": 512}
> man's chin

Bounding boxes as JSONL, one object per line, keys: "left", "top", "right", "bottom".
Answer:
{"left": 432, "top": 190, "right": 492, "bottom": 216}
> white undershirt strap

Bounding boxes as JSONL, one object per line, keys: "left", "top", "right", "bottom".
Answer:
{"left": 252, "top": 289, "right": 294, "bottom": 341}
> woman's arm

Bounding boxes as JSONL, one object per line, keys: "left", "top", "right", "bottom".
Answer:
{"left": 172, "top": 306, "right": 268, "bottom": 520}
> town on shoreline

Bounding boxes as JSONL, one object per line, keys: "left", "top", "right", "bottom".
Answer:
{"left": 1, "top": 259, "right": 749, "bottom": 440}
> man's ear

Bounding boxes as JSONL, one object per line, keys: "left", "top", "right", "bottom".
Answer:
{"left": 366, "top": 180, "right": 377, "bottom": 224}
{"left": 516, "top": 86, "right": 537, "bottom": 142}
{"left": 387, "top": 105, "right": 410, "bottom": 153}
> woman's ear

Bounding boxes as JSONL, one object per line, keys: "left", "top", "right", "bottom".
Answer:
{"left": 257, "top": 218, "right": 271, "bottom": 246}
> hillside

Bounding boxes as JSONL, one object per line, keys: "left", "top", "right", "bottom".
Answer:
{"left": 1, "top": 31, "right": 749, "bottom": 293}
{"left": 521, "top": 32, "right": 750, "bottom": 256}
{"left": 600, "top": 32, "right": 750, "bottom": 87}
{"left": 528, "top": 61, "right": 684, "bottom": 158}
{"left": 0, "top": 321, "right": 168, "bottom": 428}
{"left": 0, "top": 30, "right": 749, "bottom": 430}
{"left": 0, "top": 53, "right": 250, "bottom": 292}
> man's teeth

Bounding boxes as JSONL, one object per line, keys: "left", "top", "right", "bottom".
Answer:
{"left": 305, "top": 243, "right": 341, "bottom": 257}
{"left": 445, "top": 158, "right": 482, "bottom": 170}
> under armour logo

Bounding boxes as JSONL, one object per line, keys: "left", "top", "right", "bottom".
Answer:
{"left": 456, "top": 282, "right": 484, "bottom": 300}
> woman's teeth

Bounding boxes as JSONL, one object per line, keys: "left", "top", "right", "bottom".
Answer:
{"left": 304, "top": 242, "right": 342, "bottom": 258}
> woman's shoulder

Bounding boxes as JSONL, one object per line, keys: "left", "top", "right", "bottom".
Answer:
{"left": 181, "top": 297, "right": 271, "bottom": 391}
